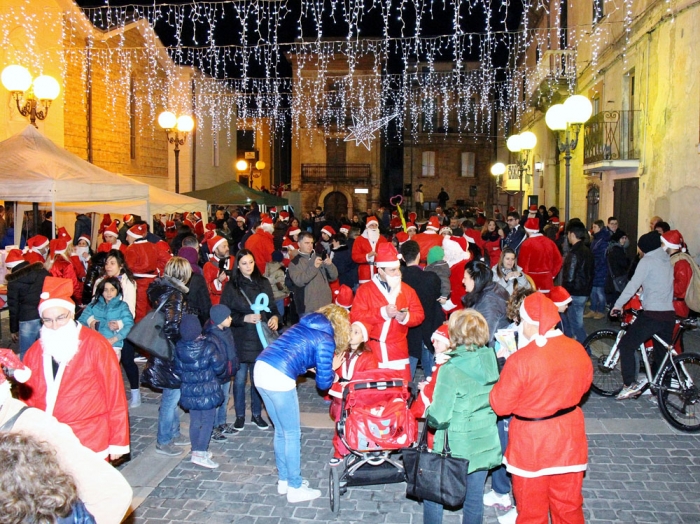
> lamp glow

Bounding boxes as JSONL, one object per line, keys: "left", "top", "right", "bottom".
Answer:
{"left": 255, "top": 160, "right": 266, "bottom": 170}
{"left": 1, "top": 65, "right": 32, "bottom": 92}
{"left": 519, "top": 131, "right": 537, "bottom": 151}
{"left": 506, "top": 135, "right": 522, "bottom": 153}
{"left": 545, "top": 104, "right": 567, "bottom": 131}
{"left": 490, "top": 162, "right": 506, "bottom": 176}
{"left": 32, "top": 75, "right": 60, "bottom": 100}
{"left": 158, "top": 111, "right": 177, "bottom": 130}
{"left": 563, "top": 95, "right": 593, "bottom": 124}
{"left": 235, "top": 159, "right": 249, "bottom": 171}
{"left": 176, "top": 115, "right": 195, "bottom": 132}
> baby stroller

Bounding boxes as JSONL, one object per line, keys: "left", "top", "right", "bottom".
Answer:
{"left": 329, "top": 368, "right": 418, "bottom": 513}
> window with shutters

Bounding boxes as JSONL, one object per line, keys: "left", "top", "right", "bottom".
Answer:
{"left": 461, "top": 152, "right": 475, "bottom": 177}
{"left": 422, "top": 151, "right": 435, "bottom": 177}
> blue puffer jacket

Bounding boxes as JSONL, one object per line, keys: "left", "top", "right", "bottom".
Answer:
{"left": 256, "top": 313, "right": 336, "bottom": 390}
{"left": 78, "top": 296, "right": 134, "bottom": 348}
{"left": 175, "top": 335, "right": 226, "bottom": 411}
{"left": 591, "top": 228, "right": 611, "bottom": 287}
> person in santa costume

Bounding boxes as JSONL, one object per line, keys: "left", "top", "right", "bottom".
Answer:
{"left": 412, "top": 216, "right": 444, "bottom": 263}
{"left": 490, "top": 293, "right": 592, "bottom": 524}
{"left": 125, "top": 223, "right": 161, "bottom": 322}
{"left": 0, "top": 348, "right": 133, "bottom": 523}
{"left": 203, "top": 235, "right": 234, "bottom": 305}
{"left": 24, "top": 234, "right": 50, "bottom": 265}
{"left": 350, "top": 243, "right": 424, "bottom": 381}
{"left": 517, "top": 217, "right": 563, "bottom": 293}
{"left": 409, "top": 323, "right": 451, "bottom": 425}
{"left": 245, "top": 216, "right": 276, "bottom": 275}
{"left": 20, "top": 277, "right": 130, "bottom": 462}
{"left": 46, "top": 238, "right": 82, "bottom": 305}
{"left": 351, "top": 216, "right": 389, "bottom": 284}
{"left": 662, "top": 230, "right": 692, "bottom": 319}
{"left": 97, "top": 221, "right": 128, "bottom": 254}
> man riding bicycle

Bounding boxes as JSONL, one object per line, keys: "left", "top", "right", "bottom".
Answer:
{"left": 611, "top": 231, "right": 676, "bottom": 400}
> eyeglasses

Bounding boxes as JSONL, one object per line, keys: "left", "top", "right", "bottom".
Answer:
{"left": 40, "top": 314, "right": 72, "bottom": 326}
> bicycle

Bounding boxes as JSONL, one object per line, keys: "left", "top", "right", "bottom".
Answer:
{"left": 584, "top": 308, "right": 700, "bottom": 432}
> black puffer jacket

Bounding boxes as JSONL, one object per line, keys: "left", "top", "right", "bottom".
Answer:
{"left": 147, "top": 276, "right": 192, "bottom": 343}
{"left": 562, "top": 241, "right": 594, "bottom": 297}
{"left": 220, "top": 275, "right": 280, "bottom": 363}
{"left": 175, "top": 335, "right": 226, "bottom": 411}
{"left": 6, "top": 261, "right": 49, "bottom": 333}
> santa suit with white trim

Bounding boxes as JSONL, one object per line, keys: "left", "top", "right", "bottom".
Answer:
{"left": 21, "top": 277, "right": 130, "bottom": 460}
{"left": 203, "top": 235, "right": 234, "bottom": 305}
{"left": 124, "top": 224, "right": 159, "bottom": 322}
{"left": 351, "top": 217, "right": 388, "bottom": 284}
{"left": 517, "top": 218, "right": 563, "bottom": 293}
{"left": 412, "top": 216, "right": 443, "bottom": 263}
{"left": 490, "top": 293, "right": 592, "bottom": 524}
{"left": 350, "top": 243, "right": 425, "bottom": 381}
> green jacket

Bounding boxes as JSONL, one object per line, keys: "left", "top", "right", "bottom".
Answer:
{"left": 426, "top": 345, "right": 502, "bottom": 473}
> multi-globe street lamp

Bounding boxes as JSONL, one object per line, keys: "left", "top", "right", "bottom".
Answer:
{"left": 506, "top": 130, "right": 537, "bottom": 210}
{"left": 1, "top": 65, "right": 60, "bottom": 127}
{"left": 158, "top": 111, "right": 195, "bottom": 194}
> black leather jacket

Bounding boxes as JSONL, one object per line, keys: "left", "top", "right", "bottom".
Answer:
{"left": 562, "top": 241, "right": 594, "bottom": 296}
{"left": 147, "top": 276, "right": 193, "bottom": 343}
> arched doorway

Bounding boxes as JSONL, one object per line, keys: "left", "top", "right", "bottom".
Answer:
{"left": 586, "top": 185, "right": 600, "bottom": 228}
{"left": 324, "top": 191, "right": 349, "bottom": 221}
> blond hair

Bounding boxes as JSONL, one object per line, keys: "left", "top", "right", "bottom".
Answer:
{"left": 316, "top": 304, "right": 351, "bottom": 355}
{"left": 448, "top": 309, "right": 489, "bottom": 349}
{"left": 164, "top": 256, "right": 192, "bottom": 284}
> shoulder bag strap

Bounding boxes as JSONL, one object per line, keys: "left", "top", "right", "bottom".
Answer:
{"left": 0, "top": 405, "right": 30, "bottom": 432}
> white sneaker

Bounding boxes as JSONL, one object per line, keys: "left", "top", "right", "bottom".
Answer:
{"left": 498, "top": 507, "right": 518, "bottom": 524}
{"left": 483, "top": 489, "right": 513, "bottom": 510}
{"left": 277, "top": 479, "right": 309, "bottom": 495}
{"left": 287, "top": 484, "right": 321, "bottom": 503}
{"left": 191, "top": 451, "right": 219, "bottom": 469}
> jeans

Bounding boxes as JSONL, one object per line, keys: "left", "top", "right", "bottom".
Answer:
{"left": 590, "top": 286, "right": 606, "bottom": 314}
{"left": 157, "top": 387, "right": 182, "bottom": 445}
{"left": 566, "top": 295, "right": 588, "bottom": 345}
{"left": 409, "top": 343, "right": 436, "bottom": 380}
{"left": 257, "top": 386, "right": 302, "bottom": 488}
{"left": 215, "top": 380, "right": 231, "bottom": 427}
{"left": 423, "top": 468, "right": 488, "bottom": 524}
{"left": 491, "top": 417, "right": 511, "bottom": 495}
{"left": 275, "top": 299, "right": 285, "bottom": 323}
{"left": 18, "top": 319, "right": 41, "bottom": 360}
{"left": 190, "top": 408, "right": 216, "bottom": 452}
{"left": 619, "top": 312, "right": 675, "bottom": 386}
{"left": 234, "top": 362, "right": 262, "bottom": 419}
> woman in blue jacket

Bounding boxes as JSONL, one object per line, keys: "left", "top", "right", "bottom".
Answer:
{"left": 254, "top": 304, "right": 350, "bottom": 504}
{"left": 78, "top": 277, "right": 134, "bottom": 360}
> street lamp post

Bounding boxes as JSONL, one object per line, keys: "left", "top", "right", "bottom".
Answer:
{"left": 545, "top": 95, "right": 593, "bottom": 224}
{"left": 1, "top": 65, "right": 60, "bottom": 127}
{"left": 158, "top": 111, "right": 195, "bottom": 194}
{"left": 506, "top": 131, "right": 537, "bottom": 211}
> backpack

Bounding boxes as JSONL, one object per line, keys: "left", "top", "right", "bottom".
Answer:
{"left": 669, "top": 252, "right": 700, "bottom": 313}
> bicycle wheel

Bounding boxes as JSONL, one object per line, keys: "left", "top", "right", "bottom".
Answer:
{"left": 584, "top": 329, "right": 624, "bottom": 396}
{"left": 657, "top": 353, "right": 700, "bottom": 432}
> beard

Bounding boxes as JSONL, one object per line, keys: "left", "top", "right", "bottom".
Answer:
{"left": 385, "top": 274, "right": 402, "bottom": 301}
{"left": 41, "top": 321, "right": 81, "bottom": 365}
{"left": 261, "top": 224, "right": 275, "bottom": 234}
{"left": 365, "top": 228, "right": 380, "bottom": 244}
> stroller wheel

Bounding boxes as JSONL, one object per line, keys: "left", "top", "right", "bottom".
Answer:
{"left": 329, "top": 465, "right": 341, "bottom": 513}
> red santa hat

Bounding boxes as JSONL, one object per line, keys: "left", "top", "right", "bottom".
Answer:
{"left": 508, "top": 206, "right": 516, "bottom": 213}
{"left": 549, "top": 286, "right": 572, "bottom": 308}
{"left": 374, "top": 243, "right": 401, "bottom": 268}
{"left": 27, "top": 235, "right": 49, "bottom": 251}
{"left": 207, "top": 235, "right": 227, "bottom": 254}
{"left": 395, "top": 231, "right": 409, "bottom": 246}
{"left": 390, "top": 217, "right": 402, "bottom": 230}
{"left": 662, "top": 230, "right": 686, "bottom": 252}
{"left": 261, "top": 216, "right": 274, "bottom": 226}
{"left": 270, "top": 207, "right": 277, "bottom": 214}
{"left": 451, "top": 236, "right": 468, "bottom": 252}
{"left": 494, "top": 208, "right": 501, "bottom": 214}
{"left": 334, "top": 285, "right": 354, "bottom": 309}
{"left": 366, "top": 216, "right": 379, "bottom": 227}
{"left": 279, "top": 211, "right": 290, "bottom": 221}
{"left": 49, "top": 238, "right": 68, "bottom": 258}
{"left": 476, "top": 208, "right": 485, "bottom": 215}
{"left": 5, "top": 249, "right": 25, "bottom": 268}
{"left": 0, "top": 348, "right": 31, "bottom": 385}
{"left": 103, "top": 221, "right": 119, "bottom": 238}
{"left": 194, "top": 211, "right": 203, "bottom": 222}
{"left": 408, "top": 212, "right": 417, "bottom": 223}
{"left": 166, "top": 220, "right": 176, "bottom": 230}
{"left": 529, "top": 204, "right": 538, "bottom": 213}
{"left": 123, "top": 214, "right": 134, "bottom": 223}
{"left": 406, "top": 222, "right": 417, "bottom": 232}
{"left": 524, "top": 218, "right": 540, "bottom": 234}
{"left": 38, "top": 277, "right": 75, "bottom": 316}
{"left": 57, "top": 227, "right": 71, "bottom": 240}
{"left": 206, "top": 222, "right": 217, "bottom": 232}
{"left": 351, "top": 320, "right": 371, "bottom": 343}
{"left": 519, "top": 293, "right": 561, "bottom": 347}
{"left": 77, "top": 234, "right": 91, "bottom": 246}
{"left": 127, "top": 223, "right": 147, "bottom": 239}
{"left": 339, "top": 224, "right": 350, "bottom": 234}
{"left": 287, "top": 226, "right": 301, "bottom": 237}
{"left": 426, "top": 216, "right": 440, "bottom": 231}
{"left": 550, "top": 217, "right": 560, "bottom": 225}
{"left": 201, "top": 231, "right": 216, "bottom": 246}
{"left": 321, "top": 225, "right": 336, "bottom": 237}
{"left": 431, "top": 323, "right": 451, "bottom": 348}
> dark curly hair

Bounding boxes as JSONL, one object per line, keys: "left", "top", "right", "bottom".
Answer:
{"left": 0, "top": 432, "right": 79, "bottom": 523}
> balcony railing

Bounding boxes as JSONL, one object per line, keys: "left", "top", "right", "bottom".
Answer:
{"left": 527, "top": 50, "right": 577, "bottom": 106}
{"left": 301, "top": 163, "right": 371, "bottom": 184}
{"left": 583, "top": 110, "right": 641, "bottom": 165}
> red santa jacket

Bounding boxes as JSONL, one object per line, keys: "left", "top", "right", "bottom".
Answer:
{"left": 412, "top": 232, "right": 443, "bottom": 264}
{"left": 489, "top": 331, "right": 592, "bottom": 478}
{"left": 351, "top": 234, "right": 388, "bottom": 283}
{"left": 329, "top": 350, "right": 380, "bottom": 400}
{"left": 350, "top": 277, "right": 425, "bottom": 374}
{"left": 97, "top": 240, "right": 128, "bottom": 255}
{"left": 671, "top": 256, "right": 692, "bottom": 318}
{"left": 22, "top": 326, "right": 130, "bottom": 459}
{"left": 518, "top": 234, "right": 563, "bottom": 293}
{"left": 70, "top": 254, "right": 87, "bottom": 282}
{"left": 245, "top": 230, "right": 274, "bottom": 275}
{"left": 50, "top": 257, "right": 82, "bottom": 304}
{"left": 203, "top": 255, "right": 234, "bottom": 305}
{"left": 481, "top": 236, "right": 502, "bottom": 268}
{"left": 442, "top": 263, "right": 466, "bottom": 316}
{"left": 125, "top": 239, "right": 159, "bottom": 322}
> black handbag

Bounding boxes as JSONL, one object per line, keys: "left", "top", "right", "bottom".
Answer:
{"left": 402, "top": 423, "right": 469, "bottom": 508}
{"left": 126, "top": 300, "right": 174, "bottom": 360}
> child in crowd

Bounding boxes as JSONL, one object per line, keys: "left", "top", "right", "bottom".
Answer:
{"left": 175, "top": 314, "right": 226, "bottom": 469}
{"left": 78, "top": 276, "right": 134, "bottom": 362}
{"left": 410, "top": 323, "right": 451, "bottom": 425}
{"left": 424, "top": 246, "right": 451, "bottom": 304}
{"left": 328, "top": 320, "right": 378, "bottom": 464}
{"left": 203, "top": 304, "right": 239, "bottom": 442}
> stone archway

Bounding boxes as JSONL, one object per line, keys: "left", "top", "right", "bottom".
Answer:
{"left": 318, "top": 186, "right": 353, "bottom": 220}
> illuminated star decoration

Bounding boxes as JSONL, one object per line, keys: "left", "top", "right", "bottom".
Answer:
{"left": 344, "top": 113, "right": 398, "bottom": 151}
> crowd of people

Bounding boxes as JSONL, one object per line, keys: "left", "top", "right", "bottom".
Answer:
{"left": 0, "top": 201, "right": 693, "bottom": 522}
